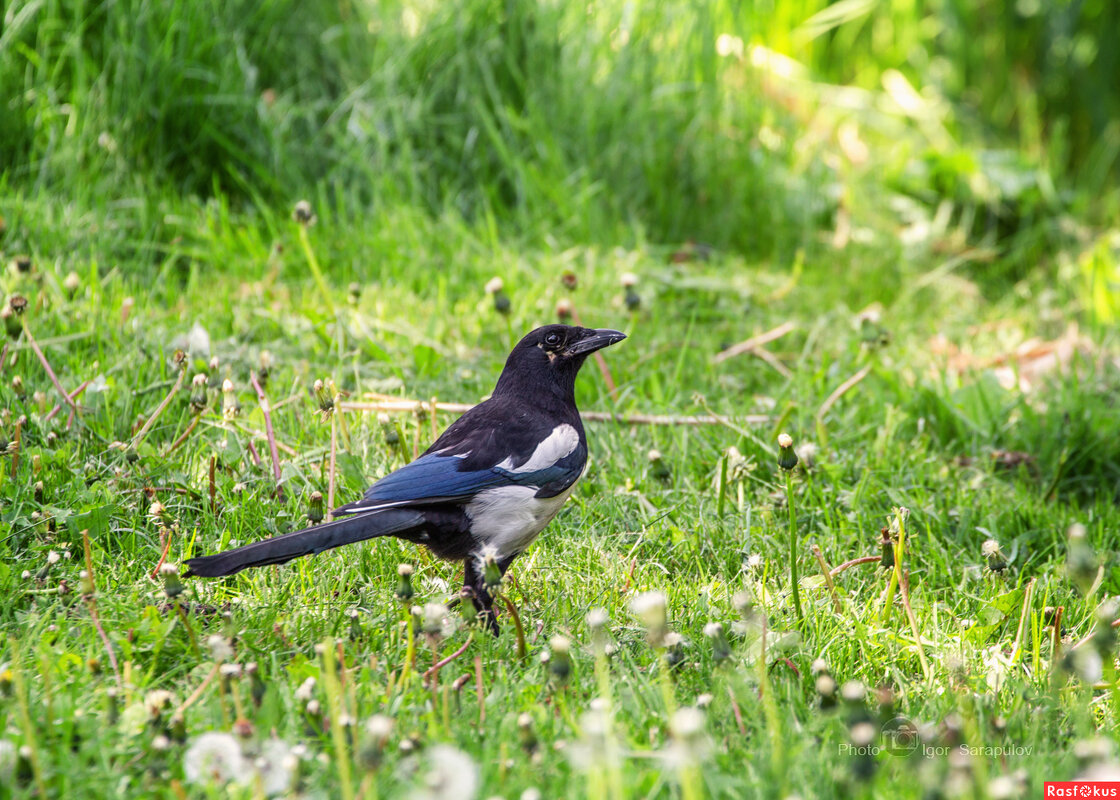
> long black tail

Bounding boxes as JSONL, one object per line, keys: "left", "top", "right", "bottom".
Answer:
{"left": 183, "top": 508, "right": 424, "bottom": 577}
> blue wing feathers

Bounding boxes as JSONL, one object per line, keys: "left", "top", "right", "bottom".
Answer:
{"left": 339, "top": 446, "right": 585, "bottom": 514}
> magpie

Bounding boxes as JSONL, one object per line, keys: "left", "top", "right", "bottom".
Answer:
{"left": 183, "top": 324, "right": 626, "bottom": 633}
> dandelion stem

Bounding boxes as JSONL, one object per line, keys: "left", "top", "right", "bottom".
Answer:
{"left": 880, "top": 509, "right": 906, "bottom": 624}
{"left": 680, "top": 765, "right": 702, "bottom": 800}
{"left": 656, "top": 652, "right": 678, "bottom": 717}
{"left": 82, "top": 528, "right": 122, "bottom": 687}
{"left": 328, "top": 409, "right": 338, "bottom": 522}
{"left": 10, "top": 418, "right": 20, "bottom": 479}
{"left": 785, "top": 470, "right": 803, "bottom": 622}
{"left": 175, "top": 600, "right": 200, "bottom": 657}
{"left": 320, "top": 638, "right": 357, "bottom": 800}
{"left": 296, "top": 224, "right": 336, "bottom": 316}
{"left": 591, "top": 637, "right": 624, "bottom": 800}
{"left": 726, "top": 686, "right": 747, "bottom": 737}
{"left": 8, "top": 636, "right": 48, "bottom": 799}
{"left": 757, "top": 614, "right": 785, "bottom": 786}
{"left": 811, "top": 544, "right": 842, "bottom": 612}
{"left": 716, "top": 454, "right": 729, "bottom": 516}
{"left": 474, "top": 656, "right": 486, "bottom": 727}
{"left": 401, "top": 606, "right": 416, "bottom": 684}
{"left": 1049, "top": 606, "right": 1064, "bottom": 676}
{"left": 899, "top": 568, "right": 931, "bottom": 681}
{"left": 499, "top": 594, "right": 528, "bottom": 660}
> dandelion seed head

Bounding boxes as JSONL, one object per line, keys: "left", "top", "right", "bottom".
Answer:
{"left": 412, "top": 745, "right": 478, "bottom": 800}
{"left": 665, "top": 707, "right": 710, "bottom": 767}
{"left": 294, "top": 677, "right": 317, "bottom": 702}
{"left": 183, "top": 732, "right": 248, "bottom": 787}
{"left": 145, "top": 690, "right": 174, "bottom": 714}
{"left": 1078, "top": 762, "right": 1120, "bottom": 782}
{"left": 0, "top": 740, "right": 16, "bottom": 782}
{"left": 255, "top": 739, "right": 296, "bottom": 796}
{"left": 629, "top": 591, "right": 667, "bottom": 627}
{"left": 366, "top": 714, "right": 394, "bottom": 740}
{"left": 421, "top": 603, "right": 453, "bottom": 636}
{"left": 840, "top": 680, "right": 866, "bottom": 704}
{"left": 207, "top": 635, "right": 233, "bottom": 663}
{"left": 670, "top": 707, "right": 705, "bottom": 739}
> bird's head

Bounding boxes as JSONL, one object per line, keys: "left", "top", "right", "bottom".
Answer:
{"left": 495, "top": 324, "right": 627, "bottom": 399}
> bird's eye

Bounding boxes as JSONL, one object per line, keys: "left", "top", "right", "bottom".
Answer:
{"left": 544, "top": 333, "right": 561, "bottom": 347}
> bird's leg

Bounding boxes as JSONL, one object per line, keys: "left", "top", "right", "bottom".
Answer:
{"left": 464, "top": 558, "right": 500, "bottom": 636}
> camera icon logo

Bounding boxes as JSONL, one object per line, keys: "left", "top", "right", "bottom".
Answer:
{"left": 881, "top": 717, "right": 920, "bottom": 756}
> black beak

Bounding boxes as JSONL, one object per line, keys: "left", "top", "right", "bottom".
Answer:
{"left": 565, "top": 328, "right": 627, "bottom": 356}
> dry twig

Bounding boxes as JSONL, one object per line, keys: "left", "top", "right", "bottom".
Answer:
{"left": 341, "top": 398, "right": 769, "bottom": 427}
{"left": 23, "top": 322, "right": 80, "bottom": 411}
{"left": 713, "top": 322, "right": 796, "bottom": 364}
{"left": 817, "top": 364, "right": 872, "bottom": 422}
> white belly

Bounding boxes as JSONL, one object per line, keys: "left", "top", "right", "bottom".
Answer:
{"left": 465, "top": 483, "right": 578, "bottom": 558}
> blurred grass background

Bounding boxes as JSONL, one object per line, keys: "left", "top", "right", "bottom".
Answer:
{"left": 3, "top": 0, "right": 1118, "bottom": 291}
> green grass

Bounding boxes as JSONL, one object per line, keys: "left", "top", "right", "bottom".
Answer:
{"left": 1, "top": 203, "right": 1117, "bottom": 798}
{"left": 3, "top": 0, "right": 1120, "bottom": 797}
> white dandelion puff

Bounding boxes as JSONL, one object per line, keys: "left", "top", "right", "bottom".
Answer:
{"left": 183, "top": 732, "right": 249, "bottom": 787}
{"left": 412, "top": 745, "right": 478, "bottom": 800}
{"left": 294, "top": 677, "right": 317, "bottom": 702}
{"left": 0, "top": 740, "right": 15, "bottom": 783}
{"left": 254, "top": 739, "right": 296, "bottom": 796}
{"left": 206, "top": 635, "right": 233, "bottom": 663}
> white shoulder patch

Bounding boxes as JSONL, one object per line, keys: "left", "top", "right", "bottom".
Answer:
{"left": 496, "top": 423, "right": 579, "bottom": 474}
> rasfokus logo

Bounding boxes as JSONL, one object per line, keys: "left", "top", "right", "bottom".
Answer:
{"left": 1044, "top": 783, "right": 1120, "bottom": 797}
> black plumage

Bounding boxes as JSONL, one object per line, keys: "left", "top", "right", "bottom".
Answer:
{"left": 184, "top": 324, "right": 626, "bottom": 632}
